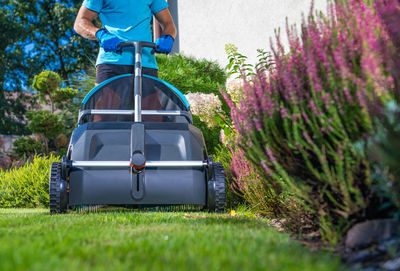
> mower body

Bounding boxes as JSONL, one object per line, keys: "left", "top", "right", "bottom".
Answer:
{"left": 49, "top": 42, "right": 225, "bottom": 213}
{"left": 68, "top": 121, "right": 207, "bottom": 206}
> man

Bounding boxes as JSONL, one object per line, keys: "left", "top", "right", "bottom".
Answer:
{"left": 74, "top": 0, "right": 176, "bottom": 84}
{"left": 74, "top": 0, "right": 176, "bottom": 120}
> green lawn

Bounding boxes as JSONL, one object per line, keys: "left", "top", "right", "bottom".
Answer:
{"left": 0, "top": 209, "right": 342, "bottom": 271}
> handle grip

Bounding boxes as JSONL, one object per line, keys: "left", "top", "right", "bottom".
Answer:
{"left": 118, "top": 41, "right": 159, "bottom": 54}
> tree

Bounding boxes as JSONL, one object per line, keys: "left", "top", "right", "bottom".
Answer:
{"left": 26, "top": 110, "right": 64, "bottom": 153}
{"left": 0, "top": 1, "right": 40, "bottom": 135}
{"left": 0, "top": 0, "right": 97, "bottom": 134}
{"left": 32, "top": 70, "right": 77, "bottom": 113}
{"left": 22, "top": 0, "right": 98, "bottom": 85}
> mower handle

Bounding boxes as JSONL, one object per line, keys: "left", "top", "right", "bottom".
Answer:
{"left": 117, "top": 41, "right": 159, "bottom": 122}
{"left": 118, "top": 41, "right": 159, "bottom": 53}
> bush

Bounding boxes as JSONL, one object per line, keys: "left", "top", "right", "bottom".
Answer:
{"left": 184, "top": 92, "right": 224, "bottom": 154}
{"left": 0, "top": 155, "right": 60, "bottom": 208}
{"left": 223, "top": 0, "right": 398, "bottom": 244}
{"left": 26, "top": 110, "right": 64, "bottom": 153}
{"left": 12, "top": 137, "right": 45, "bottom": 158}
{"left": 157, "top": 54, "right": 228, "bottom": 155}
{"left": 191, "top": 115, "right": 221, "bottom": 155}
{"left": 0, "top": 156, "right": 12, "bottom": 171}
{"left": 157, "top": 54, "right": 227, "bottom": 97}
{"left": 363, "top": 101, "right": 400, "bottom": 217}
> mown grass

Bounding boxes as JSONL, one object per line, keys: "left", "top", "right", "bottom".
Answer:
{"left": 0, "top": 209, "right": 342, "bottom": 271}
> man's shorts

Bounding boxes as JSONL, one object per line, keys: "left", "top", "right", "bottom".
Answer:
{"left": 96, "top": 64, "right": 158, "bottom": 83}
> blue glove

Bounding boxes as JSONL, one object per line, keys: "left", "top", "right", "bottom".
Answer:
{"left": 95, "top": 29, "right": 121, "bottom": 52}
{"left": 155, "top": 35, "right": 174, "bottom": 54}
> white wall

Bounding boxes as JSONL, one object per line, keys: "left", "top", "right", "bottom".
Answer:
{"left": 176, "top": 0, "right": 327, "bottom": 68}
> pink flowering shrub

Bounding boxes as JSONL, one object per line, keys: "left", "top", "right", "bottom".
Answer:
{"left": 230, "top": 147, "right": 281, "bottom": 215}
{"left": 224, "top": 0, "right": 399, "bottom": 244}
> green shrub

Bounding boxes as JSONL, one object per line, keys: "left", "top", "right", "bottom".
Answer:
{"left": 191, "top": 115, "right": 221, "bottom": 155}
{"left": 0, "top": 155, "right": 60, "bottom": 208}
{"left": 157, "top": 54, "right": 227, "bottom": 96}
{"left": 12, "top": 137, "right": 45, "bottom": 158}
{"left": 363, "top": 101, "right": 400, "bottom": 216}
{"left": 157, "top": 54, "right": 228, "bottom": 154}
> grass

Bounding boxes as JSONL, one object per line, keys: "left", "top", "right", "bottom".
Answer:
{"left": 0, "top": 209, "right": 342, "bottom": 271}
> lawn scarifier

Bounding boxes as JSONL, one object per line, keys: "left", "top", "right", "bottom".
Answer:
{"left": 49, "top": 41, "right": 226, "bottom": 214}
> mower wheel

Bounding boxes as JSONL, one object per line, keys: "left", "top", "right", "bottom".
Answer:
{"left": 207, "top": 162, "right": 226, "bottom": 213}
{"left": 49, "top": 162, "right": 68, "bottom": 214}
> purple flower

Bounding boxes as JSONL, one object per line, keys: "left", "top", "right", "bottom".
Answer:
{"left": 280, "top": 106, "right": 289, "bottom": 119}
{"left": 265, "top": 147, "right": 276, "bottom": 163}
{"left": 261, "top": 161, "right": 273, "bottom": 176}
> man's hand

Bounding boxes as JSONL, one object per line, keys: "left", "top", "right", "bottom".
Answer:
{"left": 155, "top": 35, "right": 174, "bottom": 54}
{"left": 96, "top": 29, "right": 121, "bottom": 52}
{"left": 154, "top": 8, "right": 176, "bottom": 54}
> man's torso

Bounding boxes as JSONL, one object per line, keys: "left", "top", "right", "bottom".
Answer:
{"left": 83, "top": 0, "right": 168, "bottom": 68}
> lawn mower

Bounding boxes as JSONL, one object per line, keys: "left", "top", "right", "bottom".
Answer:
{"left": 49, "top": 41, "right": 226, "bottom": 213}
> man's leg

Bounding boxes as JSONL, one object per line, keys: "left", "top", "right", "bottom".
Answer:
{"left": 93, "top": 64, "right": 162, "bottom": 122}
{"left": 94, "top": 64, "right": 133, "bottom": 121}
{"left": 141, "top": 68, "right": 163, "bottom": 122}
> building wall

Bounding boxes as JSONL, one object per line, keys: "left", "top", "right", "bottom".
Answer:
{"left": 172, "top": 0, "right": 327, "bottom": 68}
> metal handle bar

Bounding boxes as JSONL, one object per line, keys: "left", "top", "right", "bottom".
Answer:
{"left": 78, "top": 109, "right": 192, "bottom": 124}
{"left": 71, "top": 160, "right": 207, "bottom": 168}
{"left": 116, "top": 41, "right": 159, "bottom": 122}
{"left": 118, "top": 41, "right": 159, "bottom": 52}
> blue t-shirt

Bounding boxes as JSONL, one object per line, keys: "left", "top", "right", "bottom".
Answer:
{"left": 82, "top": 0, "right": 168, "bottom": 69}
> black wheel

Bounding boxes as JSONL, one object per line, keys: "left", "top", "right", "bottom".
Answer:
{"left": 207, "top": 161, "right": 226, "bottom": 213}
{"left": 49, "top": 162, "right": 68, "bottom": 214}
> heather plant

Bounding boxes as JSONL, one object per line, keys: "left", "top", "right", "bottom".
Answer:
{"left": 223, "top": 0, "right": 397, "bottom": 244}
{"left": 213, "top": 144, "right": 245, "bottom": 208}
{"left": 229, "top": 147, "right": 279, "bottom": 215}
{"left": 375, "top": 0, "right": 400, "bottom": 102}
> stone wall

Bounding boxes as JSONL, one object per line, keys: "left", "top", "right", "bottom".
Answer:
{"left": 0, "top": 135, "right": 20, "bottom": 154}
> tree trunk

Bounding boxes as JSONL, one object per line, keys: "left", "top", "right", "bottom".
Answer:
{"left": 50, "top": 98, "right": 54, "bottom": 114}
{"left": 43, "top": 136, "right": 49, "bottom": 154}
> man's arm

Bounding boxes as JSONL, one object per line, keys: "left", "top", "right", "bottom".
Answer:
{"left": 74, "top": 6, "right": 100, "bottom": 40}
{"left": 154, "top": 8, "right": 176, "bottom": 39}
